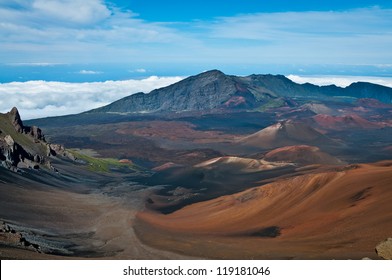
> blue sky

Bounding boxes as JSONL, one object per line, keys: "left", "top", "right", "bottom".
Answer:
{"left": 1, "top": 0, "right": 392, "bottom": 78}
{"left": 125, "top": 0, "right": 392, "bottom": 21}
{"left": 1, "top": 0, "right": 392, "bottom": 118}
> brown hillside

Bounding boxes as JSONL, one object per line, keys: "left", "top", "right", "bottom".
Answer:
{"left": 137, "top": 161, "right": 392, "bottom": 259}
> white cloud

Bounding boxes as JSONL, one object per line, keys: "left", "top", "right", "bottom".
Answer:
{"left": 128, "top": 68, "right": 148, "bottom": 73}
{"left": 199, "top": 8, "right": 392, "bottom": 65}
{"left": 0, "top": 0, "right": 190, "bottom": 63}
{"left": 32, "top": 0, "right": 110, "bottom": 25}
{"left": 0, "top": 76, "right": 184, "bottom": 119}
{"left": 287, "top": 75, "right": 392, "bottom": 88}
{"left": 78, "top": 70, "right": 103, "bottom": 75}
{"left": 211, "top": 8, "right": 392, "bottom": 40}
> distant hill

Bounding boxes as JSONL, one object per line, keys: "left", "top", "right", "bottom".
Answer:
{"left": 89, "top": 70, "right": 392, "bottom": 115}
{"left": 264, "top": 145, "right": 344, "bottom": 165}
{"left": 312, "top": 114, "right": 383, "bottom": 130}
{"left": 238, "top": 120, "right": 335, "bottom": 149}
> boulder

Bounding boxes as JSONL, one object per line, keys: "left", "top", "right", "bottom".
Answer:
{"left": 376, "top": 238, "right": 392, "bottom": 260}
{"left": 4, "top": 135, "right": 15, "bottom": 147}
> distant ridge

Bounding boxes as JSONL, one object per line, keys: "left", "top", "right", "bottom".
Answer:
{"left": 88, "top": 70, "right": 392, "bottom": 115}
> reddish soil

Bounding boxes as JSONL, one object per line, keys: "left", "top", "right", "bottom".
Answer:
{"left": 136, "top": 161, "right": 392, "bottom": 259}
{"left": 312, "top": 114, "right": 383, "bottom": 130}
{"left": 115, "top": 121, "right": 237, "bottom": 144}
{"left": 356, "top": 98, "right": 392, "bottom": 109}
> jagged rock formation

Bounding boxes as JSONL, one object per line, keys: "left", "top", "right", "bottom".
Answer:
{"left": 7, "top": 107, "right": 45, "bottom": 141}
{"left": 8, "top": 107, "right": 24, "bottom": 133}
{"left": 88, "top": 70, "right": 392, "bottom": 115}
{"left": 376, "top": 238, "right": 392, "bottom": 260}
{"left": 0, "top": 107, "right": 71, "bottom": 172}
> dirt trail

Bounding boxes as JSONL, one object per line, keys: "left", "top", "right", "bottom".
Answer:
{"left": 0, "top": 178, "right": 192, "bottom": 259}
{"left": 89, "top": 188, "right": 195, "bottom": 259}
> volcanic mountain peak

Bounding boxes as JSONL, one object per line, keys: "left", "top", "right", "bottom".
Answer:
{"left": 90, "top": 69, "right": 248, "bottom": 114}
{"left": 85, "top": 70, "right": 392, "bottom": 116}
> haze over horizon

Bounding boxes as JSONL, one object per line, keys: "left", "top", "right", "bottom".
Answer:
{"left": 1, "top": 0, "right": 392, "bottom": 118}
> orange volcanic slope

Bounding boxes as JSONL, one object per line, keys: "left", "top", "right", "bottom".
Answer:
{"left": 138, "top": 161, "right": 392, "bottom": 258}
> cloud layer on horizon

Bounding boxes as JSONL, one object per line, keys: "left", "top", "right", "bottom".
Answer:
{"left": 0, "top": 76, "right": 183, "bottom": 119}
{"left": 1, "top": 74, "right": 392, "bottom": 120}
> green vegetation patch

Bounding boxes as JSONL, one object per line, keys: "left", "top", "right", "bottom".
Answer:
{"left": 68, "top": 149, "right": 139, "bottom": 173}
{"left": 253, "top": 98, "right": 286, "bottom": 112}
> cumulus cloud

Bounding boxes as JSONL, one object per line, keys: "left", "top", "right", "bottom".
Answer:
{"left": 0, "top": 0, "right": 111, "bottom": 27}
{"left": 0, "top": 76, "right": 184, "bottom": 119}
{"left": 31, "top": 0, "right": 110, "bottom": 26}
{"left": 287, "top": 75, "right": 392, "bottom": 88}
{"left": 0, "top": 0, "right": 190, "bottom": 63}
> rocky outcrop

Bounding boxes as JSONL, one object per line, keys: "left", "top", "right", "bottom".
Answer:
{"left": 0, "top": 135, "right": 40, "bottom": 170}
{"left": 0, "top": 107, "right": 70, "bottom": 172}
{"left": 47, "top": 143, "right": 76, "bottom": 161}
{"left": 26, "top": 125, "right": 45, "bottom": 141}
{"left": 0, "top": 221, "right": 41, "bottom": 253}
{"left": 376, "top": 238, "right": 392, "bottom": 260}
